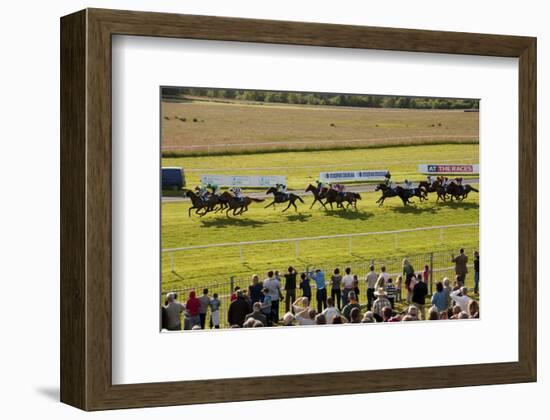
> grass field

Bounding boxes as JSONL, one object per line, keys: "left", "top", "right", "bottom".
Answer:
{"left": 162, "top": 100, "right": 479, "bottom": 155}
{"left": 161, "top": 187, "right": 479, "bottom": 291}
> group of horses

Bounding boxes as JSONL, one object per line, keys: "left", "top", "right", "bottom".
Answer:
{"left": 182, "top": 177, "right": 478, "bottom": 217}
{"left": 374, "top": 178, "right": 479, "bottom": 207}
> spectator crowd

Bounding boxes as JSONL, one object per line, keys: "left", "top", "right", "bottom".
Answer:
{"left": 161, "top": 248, "right": 479, "bottom": 331}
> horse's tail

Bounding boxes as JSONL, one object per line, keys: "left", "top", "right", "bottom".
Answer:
{"left": 469, "top": 186, "right": 479, "bottom": 192}
{"left": 250, "top": 197, "right": 265, "bottom": 202}
{"left": 296, "top": 195, "right": 305, "bottom": 203}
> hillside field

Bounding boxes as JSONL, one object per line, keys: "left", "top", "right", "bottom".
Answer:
{"left": 161, "top": 100, "right": 479, "bottom": 155}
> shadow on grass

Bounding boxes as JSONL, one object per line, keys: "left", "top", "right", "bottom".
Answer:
{"left": 199, "top": 218, "right": 268, "bottom": 228}
{"left": 285, "top": 213, "right": 313, "bottom": 222}
{"left": 323, "top": 209, "right": 373, "bottom": 220}
{"left": 442, "top": 200, "right": 480, "bottom": 210}
{"left": 390, "top": 205, "right": 438, "bottom": 215}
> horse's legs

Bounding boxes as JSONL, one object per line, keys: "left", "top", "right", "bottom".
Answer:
{"left": 282, "top": 201, "right": 292, "bottom": 212}
{"left": 188, "top": 206, "right": 194, "bottom": 217}
{"left": 264, "top": 201, "right": 275, "bottom": 209}
{"left": 310, "top": 198, "right": 317, "bottom": 209}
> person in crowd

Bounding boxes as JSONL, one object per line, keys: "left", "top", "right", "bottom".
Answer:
{"left": 423, "top": 265, "right": 430, "bottom": 284}
{"left": 431, "top": 281, "right": 448, "bottom": 312}
{"left": 385, "top": 278, "right": 397, "bottom": 308}
{"left": 260, "top": 287, "right": 273, "bottom": 326}
{"left": 209, "top": 293, "right": 221, "bottom": 329}
{"left": 365, "top": 265, "right": 378, "bottom": 311}
{"left": 243, "top": 318, "right": 256, "bottom": 328}
{"left": 161, "top": 306, "right": 168, "bottom": 331}
{"left": 402, "top": 258, "right": 415, "bottom": 282}
{"left": 252, "top": 320, "right": 264, "bottom": 327}
{"left": 227, "top": 290, "right": 251, "bottom": 327}
{"left": 372, "top": 288, "right": 391, "bottom": 321}
{"left": 299, "top": 272, "right": 312, "bottom": 303}
{"left": 284, "top": 266, "right": 297, "bottom": 313}
{"left": 164, "top": 292, "right": 185, "bottom": 331}
{"left": 379, "top": 265, "right": 390, "bottom": 283}
{"left": 412, "top": 273, "right": 428, "bottom": 320}
{"left": 342, "top": 291, "right": 361, "bottom": 321}
{"left": 322, "top": 296, "right": 340, "bottom": 324}
{"left": 439, "top": 310, "right": 449, "bottom": 320}
{"left": 248, "top": 274, "right": 263, "bottom": 304}
{"left": 450, "top": 305, "right": 462, "bottom": 319}
{"left": 263, "top": 270, "right": 283, "bottom": 324}
{"left": 450, "top": 286, "right": 472, "bottom": 312}
{"left": 198, "top": 288, "right": 211, "bottom": 330}
{"left": 332, "top": 314, "right": 347, "bottom": 324}
{"left": 244, "top": 302, "right": 267, "bottom": 326}
{"left": 395, "top": 275, "right": 403, "bottom": 302}
{"left": 309, "top": 268, "right": 328, "bottom": 313}
{"left": 406, "top": 305, "right": 419, "bottom": 321}
{"left": 474, "top": 250, "right": 480, "bottom": 294}
{"left": 428, "top": 306, "right": 440, "bottom": 320}
{"left": 402, "top": 315, "right": 415, "bottom": 321}
{"left": 292, "top": 297, "right": 316, "bottom": 325}
{"left": 330, "top": 268, "right": 343, "bottom": 310}
{"left": 442, "top": 277, "right": 452, "bottom": 308}
{"left": 375, "top": 273, "right": 387, "bottom": 291}
{"left": 315, "top": 313, "right": 327, "bottom": 325}
{"left": 458, "top": 311, "right": 470, "bottom": 320}
{"left": 468, "top": 299, "right": 480, "bottom": 319}
{"left": 341, "top": 267, "right": 355, "bottom": 306}
{"left": 361, "top": 311, "right": 376, "bottom": 323}
{"left": 381, "top": 306, "right": 393, "bottom": 322}
{"left": 349, "top": 307, "right": 362, "bottom": 323}
{"left": 452, "top": 248, "right": 469, "bottom": 286}
{"left": 185, "top": 290, "right": 201, "bottom": 330}
{"left": 282, "top": 312, "right": 295, "bottom": 326}
{"left": 353, "top": 275, "right": 360, "bottom": 302}
{"left": 230, "top": 286, "right": 240, "bottom": 302}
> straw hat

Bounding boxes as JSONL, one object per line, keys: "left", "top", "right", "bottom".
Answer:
{"left": 374, "top": 287, "right": 387, "bottom": 297}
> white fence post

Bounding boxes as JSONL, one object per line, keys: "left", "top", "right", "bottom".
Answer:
{"left": 295, "top": 240, "right": 299, "bottom": 258}
{"left": 170, "top": 251, "right": 174, "bottom": 272}
{"left": 239, "top": 245, "right": 244, "bottom": 264}
{"left": 348, "top": 236, "right": 353, "bottom": 255}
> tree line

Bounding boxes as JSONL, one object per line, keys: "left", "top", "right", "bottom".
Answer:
{"left": 162, "top": 87, "right": 479, "bottom": 110}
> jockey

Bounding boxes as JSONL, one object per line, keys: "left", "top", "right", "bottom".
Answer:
{"left": 197, "top": 184, "right": 209, "bottom": 201}
{"left": 404, "top": 179, "right": 414, "bottom": 194}
{"left": 456, "top": 177, "right": 464, "bottom": 192}
{"left": 276, "top": 183, "right": 287, "bottom": 193}
{"left": 315, "top": 179, "right": 326, "bottom": 191}
{"left": 230, "top": 186, "right": 243, "bottom": 201}
{"left": 333, "top": 183, "right": 346, "bottom": 197}
{"left": 442, "top": 177, "right": 449, "bottom": 188}
{"left": 384, "top": 171, "right": 392, "bottom": 186}
{"left": 427, "top": 175, "right": 434, "bottom": 186}
{"left": 207, "top": 183, "right": 219, "bottom": 195}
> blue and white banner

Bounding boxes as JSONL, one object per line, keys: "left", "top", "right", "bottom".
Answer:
{"left": 200, "top": 174, "right": 286, "bottom": 187}
{"left": 418, "top": 164, "right": 479, "bottom": 174}
{"left": 319, "top": 170, "right": 388, "bottom": 182}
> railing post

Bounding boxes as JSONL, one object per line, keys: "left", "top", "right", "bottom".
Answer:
{"left": 429, "top": 252, "right": 434, "bottom": 295}
{"left": 348, "top": 236, "right": 352, "bottom": 255}
{"left": 439, "top": 228, "right": 444, "bottom": 244}
{"left": 394, "top": 234, "right": 398, "bottom": 249}
{"left": 239, "top": 245, "right": 244, "bottom": 264}
{"left": 170, "top": 251, "right": 174, "bottom": 272}
{"left": 230, "top": 276, "right": 234, "bottom": 296}
{"left": 295, "top": 240, "right": 299, "bottom": 258}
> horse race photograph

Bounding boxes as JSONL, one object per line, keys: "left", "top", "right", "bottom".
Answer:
{"left": 160, "top": 87, "right": 480, "bottom": 331}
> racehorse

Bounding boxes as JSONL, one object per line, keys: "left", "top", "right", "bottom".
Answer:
{"left": 265, "top": 187, "right": 304, "bottom": 212}
{"left": 340, "top": 192, "right": 362, "bottom": 209}
{"left": 445, "top": 182, "right": 479, "bottom": 201}
{"left": 224, "top": 195, "right": 264, "bottom": 217}
{"left": 374, "top": 184, "right": 413, "bottom": 207}
{"left": 183, "top": 189, "right": 213, "bottom": 217}
{"left": 305, "top": 184, "right": 328, "bottom": 209}
{"left": 419, "top": 180, "right": 448, "bottom": 202}
{"left": 322, "top": 189, "right": 360, "bottom": 210}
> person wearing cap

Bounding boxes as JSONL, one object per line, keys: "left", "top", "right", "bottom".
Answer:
{"left": 164, "top": 292, "right": 185, "bottom": 331}
{"left": 372, "top": 288, "right": 391, "bottom": 322}
{"left": 450, "top": 286, "right": 473, "bottom": 313}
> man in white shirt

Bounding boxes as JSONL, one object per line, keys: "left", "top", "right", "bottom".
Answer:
{"left": 365, "top": 265, "right": 378, "bottom": 311}
{"left": 450, "top": 287, "right": 472, "bottom": 312}
{"left": 292, "top": 297, "right": 316, "bottom": 325}
{"left": 341, "top": 267, "right": 355, "bottom": 306}
{"left": 321, "top": 296, "right": 340, "bottom": 324}
{"left": 164, "top": 292, "right": 185, "bottom": 331}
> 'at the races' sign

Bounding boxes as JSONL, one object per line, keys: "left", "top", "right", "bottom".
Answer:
{"left": 418, "top": 164, "right": 479, "bottom": 174}
{"left": 200, "top": 174, "right": 286, "bottom": 187}
{"left": 319, "top": 170, "right": 388, "bottom": 182}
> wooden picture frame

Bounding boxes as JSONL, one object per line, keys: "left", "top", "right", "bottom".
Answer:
{"left": 60, "top": 8, "right": 536, "bottom": 411}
